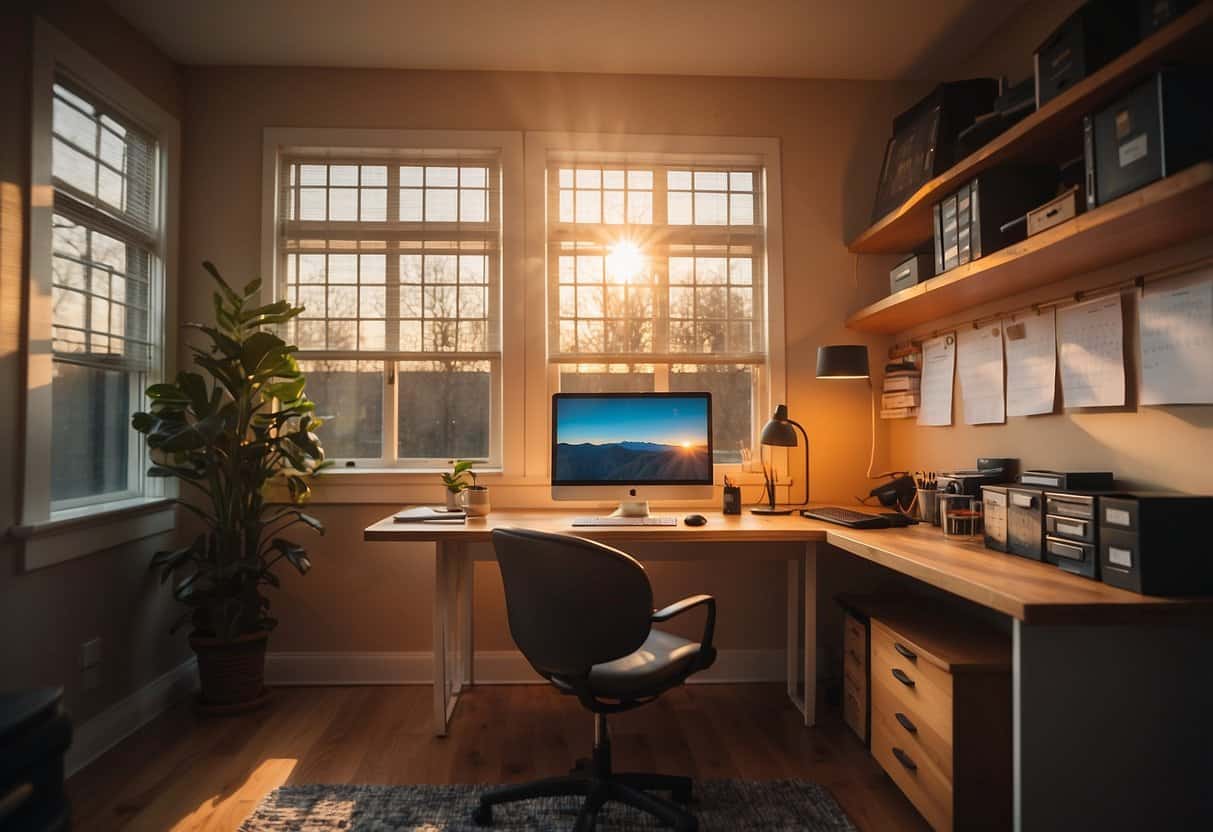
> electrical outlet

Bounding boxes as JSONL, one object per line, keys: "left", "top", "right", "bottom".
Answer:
{"left": 80, "top": 637, "right": 103, "bottom": 670}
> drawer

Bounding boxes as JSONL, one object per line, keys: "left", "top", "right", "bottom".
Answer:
{"left": 872, "top": 705, "right": 953, "bottom": 832}
{"left": 871, "top": 620, "right": 953, "bottom": 732}
{"left": 872, "top": 668, "right": 953, "bottom": 780}
{"left": 843, "top": 676, "right": 867, "bottom": 744}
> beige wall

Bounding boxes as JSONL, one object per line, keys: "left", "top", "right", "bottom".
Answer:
{"left": 885, "top": 0, "right": 1213, "bottom": 495}
{"left": 0, "top": 1, "right": 189, "bottom": 723}
{"left": 179, "top": 66, "right": 923, "bottom": 654}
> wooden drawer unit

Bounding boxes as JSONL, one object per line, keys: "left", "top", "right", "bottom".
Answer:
{"left": 842, "top": 611, "right": 869, "bottom": 743}
{"left": 868, "top": 609, "right": 1011, "bottom": 831}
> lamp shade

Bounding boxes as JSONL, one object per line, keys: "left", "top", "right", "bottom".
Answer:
{"left": 759, "top": 404, "right": 798, "bottom": 447}
{"left": 816, "top": 345, "right": 870, "bottom": 379}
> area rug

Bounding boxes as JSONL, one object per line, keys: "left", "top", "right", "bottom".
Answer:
{"left": 240, "top": 779, "right": 856, "bottom": 831}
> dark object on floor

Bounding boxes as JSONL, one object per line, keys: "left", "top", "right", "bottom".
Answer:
{"left": 478, "top": 528, "right": 718, "bottom": 831}
{"left": 684, "top": 514, "right": 707, "bottom": 527}
{"left": 1084, "top": 68, "right": 1213, "bottom": 209}
{"left": 1035, "top": 0, "right": 1140, "bottom": 108}
{"left": 0, "top": 688, "right": 71, "bottom": 832}
{"left": 872, "top": 79, "right": 999, "bottom": 222}
{"left": 239, "top": 780, "right": 858, "bottom": 831}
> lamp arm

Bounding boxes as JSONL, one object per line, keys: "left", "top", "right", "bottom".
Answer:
{"left": 787, "top": 417, "right": 810, "bottom": 506}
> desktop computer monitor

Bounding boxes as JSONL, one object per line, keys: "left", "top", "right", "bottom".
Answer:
{"left": 551, "top": 392, "right": 714, "bottom": 511}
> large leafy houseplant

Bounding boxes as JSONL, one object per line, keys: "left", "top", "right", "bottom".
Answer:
{"left": 134, "top": 263, "right": 331, "bottom": 707}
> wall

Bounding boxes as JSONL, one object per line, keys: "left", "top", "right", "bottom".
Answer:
{"left": 883, "top": 0, "right": 1213, "bottom": 495}
{"left": 180, "top": 66, "right": 922, "bottom": 657}
{"left": 0, "top": 1, "right": 189, "bottom": 724}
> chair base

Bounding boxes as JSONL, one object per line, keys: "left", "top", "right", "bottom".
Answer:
{"left": 473, "top": 715, "right": 697, "bottom": 832}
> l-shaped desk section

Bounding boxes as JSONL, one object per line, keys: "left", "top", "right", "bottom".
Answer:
{"left": 364, "top": 509, "right": 1213, "bottom": 831}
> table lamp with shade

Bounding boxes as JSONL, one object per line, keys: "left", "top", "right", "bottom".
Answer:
{"left": 750, "top": 345, "right": 871, "bottom": 515}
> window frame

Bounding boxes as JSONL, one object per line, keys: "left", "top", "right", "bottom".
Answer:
{"left": 260, "top": 128, "right": 525, "bottom": 474}
{"left": 522, "top": 133, "right": 787, "bottom": 482}
{"left": 16, "top": 20, "right": 180, "bottom": 571}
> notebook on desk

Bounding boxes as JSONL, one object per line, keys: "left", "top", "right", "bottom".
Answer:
{"left": 393, "top": 506, "right": 467, "bottom": 523}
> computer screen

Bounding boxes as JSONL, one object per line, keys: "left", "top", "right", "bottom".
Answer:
{"left": 551, "top": 393, "right": 713, "bottom": 485}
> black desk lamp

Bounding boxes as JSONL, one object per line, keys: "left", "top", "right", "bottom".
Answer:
{"left": 751, "top": 404, "right": 809, "bottom": 515}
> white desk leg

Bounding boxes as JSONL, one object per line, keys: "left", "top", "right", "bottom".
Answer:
{"left": 432, "top": 541, "right": 458, "bottom": 736}
{"left": 786, "top": 543, "right": 818, "bottom": 727}
{"left": 459, "top": 548, "right": 474, "bottom": 687}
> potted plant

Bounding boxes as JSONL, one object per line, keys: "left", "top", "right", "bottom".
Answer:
{"left": 133, "top": 262, "right": 331, "bottom": 712}
{"left": 441, "top": 459, "right": 476, "bottom": 510}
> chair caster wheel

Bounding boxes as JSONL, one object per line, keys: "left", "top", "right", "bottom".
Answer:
{"left": 472, "top": 803, "right": 493, "bottom": 826}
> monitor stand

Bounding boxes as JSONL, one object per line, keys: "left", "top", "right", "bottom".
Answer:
{"left": 609, "top": 500, "right": 650, "bottom": 518}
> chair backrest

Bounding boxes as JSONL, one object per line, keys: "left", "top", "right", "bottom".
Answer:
{"left": 491, "top": 528, "right": 653, "bottom": 678}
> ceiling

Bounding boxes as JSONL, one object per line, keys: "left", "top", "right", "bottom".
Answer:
{"left": 107, "top": 0, "right": 1027, "bottom": 81}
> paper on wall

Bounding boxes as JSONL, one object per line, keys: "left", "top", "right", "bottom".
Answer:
{"left": 957, "top": 323, "right": 1005, "bottom": 424}
{"left": 917, "top": 333, "right": 955, "bottom": 426}
{"left": 1139, "top": 279, "right": 1213, "bottom": 405}
{"left": 1058, "top": 295, "right": 1125, "bottom": 409}
{"left": 1004, "top": 308, "right": 1057, "bottom": 417}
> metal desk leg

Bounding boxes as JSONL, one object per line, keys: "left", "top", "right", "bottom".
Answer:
{"left": 786, "top": 542, "right": 818, "bottom": 726}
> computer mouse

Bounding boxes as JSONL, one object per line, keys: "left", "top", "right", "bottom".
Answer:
{"left": 684, "top": 514, "right": 707, "bottom": 527}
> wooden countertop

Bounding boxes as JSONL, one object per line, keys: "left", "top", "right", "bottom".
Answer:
{"left": 364, "top": 509, "right": 1213, "bottom": 625}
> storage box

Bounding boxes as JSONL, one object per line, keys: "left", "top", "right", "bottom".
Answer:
{"left": 1139, "top": 0, "right": 1198, "bottom": 36}
{"left": 872, "top": 79, "right": 999, "bottom": 222}
{"left": 1026, "top": 187, "right": 1082, "bottom": 236}
{"left": 1007, "top": 486, "right": 1046, "bottom": 561}
{"left": 1099, "top": 493, "right": 1213, "bottom": 595}
{"left": 889, "top": 253, "right": 932, "bottom": 294}
{"left": 1084, "top": 69, "right": 1213, "bottom": 209}
{"left": 933, "top": 167, "right": 1058, "bottom": 273}
{"left": 1035, "top": 0, "right": 1139, "bottom": 108}
{"left": 982, "top": 485, "right": 1009, "bottom": 552}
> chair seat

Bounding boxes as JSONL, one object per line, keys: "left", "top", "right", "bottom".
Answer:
{"left": 588, "top": 629, "right": 702, "bottom": 699}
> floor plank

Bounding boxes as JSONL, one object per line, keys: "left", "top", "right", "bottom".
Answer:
{"left": 67, "top": 684, "right": 930, "bottom": 831}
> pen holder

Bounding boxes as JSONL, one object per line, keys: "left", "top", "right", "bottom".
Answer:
{"left": 722, "top": 485, "right": 742, "bottom": 515}
{"left": 918, "top": 489, "right": 940, "bottom": 525}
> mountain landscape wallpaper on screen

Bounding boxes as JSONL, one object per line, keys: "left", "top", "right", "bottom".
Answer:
{"left": 553, "top": 395, "right": 712, "bottom": 482}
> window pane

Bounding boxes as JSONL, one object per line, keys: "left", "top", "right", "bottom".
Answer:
{"left": 50, "top": 362, "right": 130, "bottom": 502}
{"left": 299, "top": 360, "right": 383, "bottom": 460}
{"left": 397, "top": 360, "right": 491, "bottom": 460}
{"left": 671, "top": 364, "right": 753, "bottom": 464}
{"left": 559, "top": 364, "right": 655, "bottom": 393}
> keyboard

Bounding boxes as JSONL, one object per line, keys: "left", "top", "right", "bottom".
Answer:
{"left": 801, "top": 506, "right": 902, "bottom": 529}
{"left": 571, "top": 516, "right": 679, "bottom": 527}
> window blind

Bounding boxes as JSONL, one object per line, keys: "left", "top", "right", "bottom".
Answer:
{"left": 50, "top": 79, "right": 157, "bottom": 373}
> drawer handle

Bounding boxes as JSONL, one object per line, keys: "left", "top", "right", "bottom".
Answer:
{"left": 895, "top": 712, "right": 917, "bottom": 734}
{"left": 891, "top": 668, "right": 915, "bottom": 688}
{"left": 893, "top": 642, "right": 917, "bottom": 661}
{"left": 892, "top": 747, "right": 918, "bottom": 772}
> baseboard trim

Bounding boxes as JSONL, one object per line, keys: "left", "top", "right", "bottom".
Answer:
{"left": 66, "top": 656, "right": 198, "bottom": 777}
{"left": 265, "top": 648, "right": 784, "bottom": 686}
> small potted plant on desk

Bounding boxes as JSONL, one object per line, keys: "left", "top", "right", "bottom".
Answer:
{"left": 439, "top": 458, "right": 470, "bottom": 511}
{"left": 133, "top": 262, "right": 331, "bottom": 713}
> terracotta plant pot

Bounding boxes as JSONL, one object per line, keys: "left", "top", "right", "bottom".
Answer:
{"left": 189, "top": 630, "right": 269, "bottom": 713}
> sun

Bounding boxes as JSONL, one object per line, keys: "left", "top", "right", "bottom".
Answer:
{"left": 606, "top": 240, "right": 646, "bottom": 283}
{"left": 680, "top": 440, "right": 693, "bottom": 449}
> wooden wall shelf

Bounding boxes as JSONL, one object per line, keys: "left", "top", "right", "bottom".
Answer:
{"left": 847, "top": 1, "right": 1213, "bottom": 255}
{"left": 846, "top": 162, "right": 1213, "bottom": 334}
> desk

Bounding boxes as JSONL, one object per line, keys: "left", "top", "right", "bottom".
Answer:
{"left": 364, "top": 508, "right": 1213, "bottom": 830}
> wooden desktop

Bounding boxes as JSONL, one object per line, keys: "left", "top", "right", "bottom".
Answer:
{"left": 365, "top": 506, "right": 1213, "bottom": 829}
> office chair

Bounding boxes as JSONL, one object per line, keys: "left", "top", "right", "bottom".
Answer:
{"left": 475, "top": 528, "right": 717, "bottom": 832}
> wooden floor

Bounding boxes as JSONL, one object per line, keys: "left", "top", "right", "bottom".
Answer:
{"left": 67, "top": 684, "right": 929, "bottom": 831}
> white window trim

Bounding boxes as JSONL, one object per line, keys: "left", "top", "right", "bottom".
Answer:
{"left": 521, "top": 132, "right": 787, "bottom": 485}
{"left": 260, "top": 127, "right": 526, "bottom": 476}
{"left": 16, "top": 20, "right": 180, "bottom": 571}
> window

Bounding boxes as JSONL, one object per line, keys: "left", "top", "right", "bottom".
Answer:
{"left": 547, "top": 159, "right": 770, "bottom": 464}
{"left": 19, "top": 21, "right": 179, "bottom": 570}
{"left": 47, "top": 81, "right": 160, "bottom": 508}
{"left": 274, "top": 152, "right": 502, "bottom": 466}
